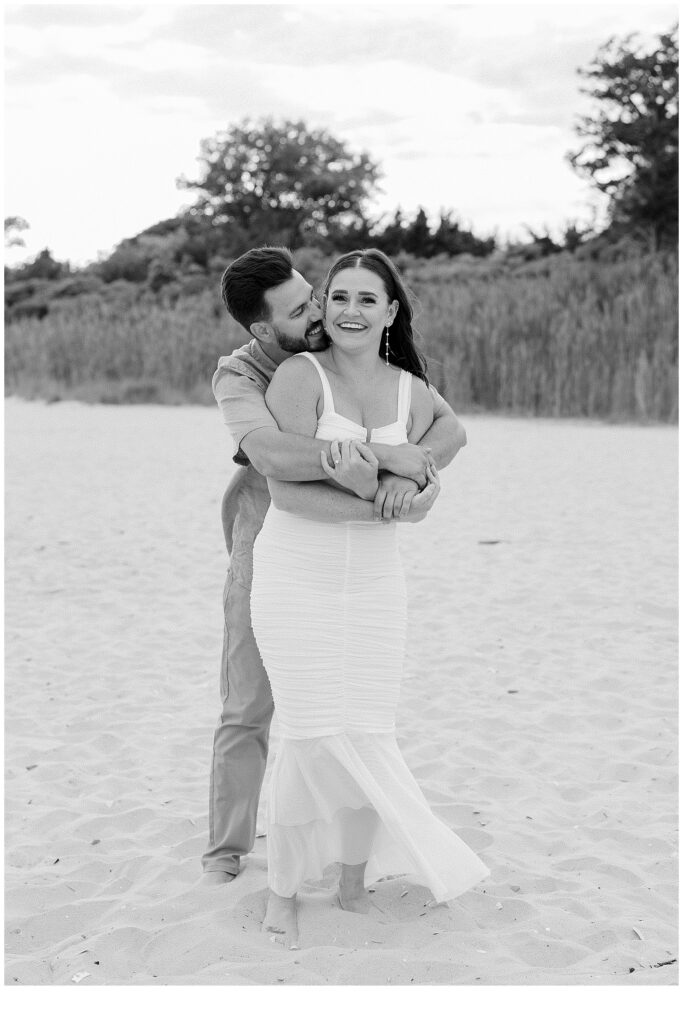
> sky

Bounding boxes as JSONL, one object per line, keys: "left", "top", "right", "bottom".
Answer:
{"left": 4, "top": 1, "right": 677, "bottom": 267}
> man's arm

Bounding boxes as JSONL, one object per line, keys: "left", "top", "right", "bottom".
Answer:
{"left": 240, "top": 426, "right": 333, "bottom": 481}
{"left": 214, "top": 358, "right": 462, "bottom": 486}
{"left": 268, "top": 471, "right": 440, "bottom": 524}
{"left": 268, "top": 479, "right": 378, "bottom": 522}
{"left": 214, "top": 361, "right": 336, "bottom": 480}
{"left": 217, "top": 367, "right": 413, "bottom": 485}
{"left": 416, "top": 393, "right": 467, "bottom": 469}
{"left": 370, "top": 388, "right": 466, "bottom": 481}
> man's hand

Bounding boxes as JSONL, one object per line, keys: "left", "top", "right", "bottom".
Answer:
{"left": 373, "top": 472, "right": 419, "bottom": 521}
{"left": 372, "top": 442, "right": 436, "bottom": 487}
{"left": 321, "top": 439, "right": 379, "bottom": 500}
{"left": 402, "top": 465, "right": 441, "bottom": 523}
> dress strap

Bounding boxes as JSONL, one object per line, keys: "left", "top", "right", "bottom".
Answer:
{"left": 297, "top": 352, "right": 335, "bottom": 414}
{"left": 397, "top": 370, "right": 412, "bottom": 426}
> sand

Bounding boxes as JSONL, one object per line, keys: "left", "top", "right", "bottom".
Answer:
{"left": 4, "top": 398, "right": 678, "bottom": 989}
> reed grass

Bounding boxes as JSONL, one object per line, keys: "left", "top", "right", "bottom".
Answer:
{"left": 4, "top": 250, "right": 677, "bottom": 421}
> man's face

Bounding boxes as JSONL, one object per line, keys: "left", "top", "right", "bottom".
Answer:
{"left": 262, "top": 270, "right": 328, "bottom": 353}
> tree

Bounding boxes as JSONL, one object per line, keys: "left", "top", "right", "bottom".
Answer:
{"left": 178, "top": 118, "right": 381, "bottom": 251}
{"left": 4, "top": 215, "right": 30, "bottom": 248}
{"left": 431, "top": 210, "right": 496, "bottom": 258}
{"left": 568, "top": 24, "right": 678, "bottom": 249}
{"left": 403, "top": 207, "right": 432, "bottom": 257}
{"left": 8, "top": 247, "right": 65, "bottom": 282}
{"left": 97, "top": 241, "right": 152, "bottom": 284}
{"left": 522, "top": 226, "right": 563, "bottom": 258}
{"left": 374, "top": 208, "right": 406, "bottom": 255}
{"left": 561, "top": 221, "right": 591, "bottom": 253}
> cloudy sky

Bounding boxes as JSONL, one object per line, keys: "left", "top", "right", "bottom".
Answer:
{"left": 4, "top": 1, "right": 677, "bottom": 266}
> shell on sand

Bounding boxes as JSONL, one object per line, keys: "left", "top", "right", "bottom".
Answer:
{"left": 4, "top": 399, "right": 678, "bottom": 986}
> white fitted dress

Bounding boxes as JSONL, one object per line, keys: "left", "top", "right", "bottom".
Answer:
{"left": 250, "top": 352, "right": 489, "bottom": 899}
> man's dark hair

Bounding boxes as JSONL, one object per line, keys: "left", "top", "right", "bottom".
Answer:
{"left": 220, "top": 246, "right": 294, "bottom": 331}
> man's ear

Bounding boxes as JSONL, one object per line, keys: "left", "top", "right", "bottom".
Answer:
{"left": 250, "top": 320, "right": 271, "bottom": 343}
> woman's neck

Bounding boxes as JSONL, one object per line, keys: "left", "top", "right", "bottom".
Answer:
{"left": 328, "top": 344, "right": 384, "bottom": 383}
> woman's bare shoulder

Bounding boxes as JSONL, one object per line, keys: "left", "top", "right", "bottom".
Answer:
{"left": 407, "top": 372, "right": 433, "bottom": 407}
{"left": 268, "top": 353, "right": 321, "bottom": 393}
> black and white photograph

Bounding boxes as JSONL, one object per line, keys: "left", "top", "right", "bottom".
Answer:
{"left": 4, "top": 0, "right": 678, "bottom": 1002}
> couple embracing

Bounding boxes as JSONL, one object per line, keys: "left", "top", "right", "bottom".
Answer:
{"left": 203, "top": 245, "right": 488, "bottom": 949}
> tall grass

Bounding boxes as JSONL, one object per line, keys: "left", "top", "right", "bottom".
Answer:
{"left": 4, "top": 287, "right": 241, "bottom": 405}
{"left": 4, "top": 251, "right": 677, "bottom": 420}
{"left": 413, "top": 251, "right": 677, "bottom": 421}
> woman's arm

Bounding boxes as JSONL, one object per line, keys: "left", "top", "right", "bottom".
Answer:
{"left": 416, "top": 390, "right": 467, "bottom": 467}
{"left": 407, "top": 376, "right": 438, "bottom": 444}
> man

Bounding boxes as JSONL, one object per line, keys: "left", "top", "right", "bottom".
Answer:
{"left": 202, "top": 246, "right": 466, "bottom": 884}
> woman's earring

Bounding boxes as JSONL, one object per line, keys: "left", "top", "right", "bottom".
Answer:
{"left": 385, "top": 324, "right": 390, "bottom": 365}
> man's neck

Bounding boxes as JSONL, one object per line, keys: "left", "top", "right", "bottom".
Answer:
{"left": 255, "top": 337, "right": 290, "bottom": 367}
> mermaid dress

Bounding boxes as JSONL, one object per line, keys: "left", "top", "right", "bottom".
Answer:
{"left": 250, "top": 352, "right": 489, "bottom": 899}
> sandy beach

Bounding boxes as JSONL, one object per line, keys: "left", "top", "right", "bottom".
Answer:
{"left": 4, "top": 398, "right": 678, "bottom": 987}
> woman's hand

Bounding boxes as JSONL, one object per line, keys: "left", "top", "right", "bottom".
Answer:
{"left": 402, "top": 465, "right": 440, "bottom": 523}
{"left": 321, "top": 439, "right": 379, "bottom": 500}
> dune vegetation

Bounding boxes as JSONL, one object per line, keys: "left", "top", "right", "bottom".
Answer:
{"left": 5, "top": 26, "right": 678, "bottom": 421}
{"left": 5, "top": 245, "right": 677, "bottom": 421}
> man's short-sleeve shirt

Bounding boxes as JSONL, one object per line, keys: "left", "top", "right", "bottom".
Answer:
{"left": 212, "top": 339, "right": 280, "bottom": 465}
{"left": 212, "top": 339, "right": 280, "bottom": 586}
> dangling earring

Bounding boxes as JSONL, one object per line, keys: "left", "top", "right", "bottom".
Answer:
{"left": 384, "top": 324, "right": 390, "bottom": 365}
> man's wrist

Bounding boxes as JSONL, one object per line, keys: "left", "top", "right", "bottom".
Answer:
{"left": 368, "top": 442, "right": 395, "bottom": 473}
{"left": 369, "top": 443, "right": 430, "bottom": 485}
{"left": 358, "top": 481, "right": 379, "bottom": 501}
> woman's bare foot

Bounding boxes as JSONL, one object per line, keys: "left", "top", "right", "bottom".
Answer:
{"left": 262, "top": 890, "right": 299, "bottom": 949}
{"left": 338, "top": 891, "right": 373, "bottom": 913}
{"left": 338, "top": 862, "right": 371, "bottom": 914}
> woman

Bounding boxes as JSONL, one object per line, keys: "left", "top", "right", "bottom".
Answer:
{"left": 250, "top": 249, "right": 489, "bottom": 949}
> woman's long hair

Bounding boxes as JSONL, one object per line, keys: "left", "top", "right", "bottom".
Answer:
{"left": 321, "top": 249, "right": 429, "bottom": 385}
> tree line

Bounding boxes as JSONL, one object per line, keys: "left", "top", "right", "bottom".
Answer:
{"left": 4, "top": 23, "right": 678, "bottom": 322}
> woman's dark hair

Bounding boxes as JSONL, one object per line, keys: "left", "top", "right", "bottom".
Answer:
{"left": 221, "top": 246, "right": 293, "bottom": 331}
{"left": 321, "top": 248, "right": 429, "bottom": 384}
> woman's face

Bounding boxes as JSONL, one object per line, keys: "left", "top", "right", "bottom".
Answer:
{"left": 324, "top": 267, "right": 398, "bottom": 353}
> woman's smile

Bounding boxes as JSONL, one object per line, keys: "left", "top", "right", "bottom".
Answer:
{"left": 325, "top": 266, "right": 398, "bottom": 347}
{"left": 336, "top": 321, "right": 368, "bottom": 332}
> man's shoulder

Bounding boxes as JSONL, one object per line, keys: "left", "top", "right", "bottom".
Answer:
{"left": 215, "top": 338, "right": 263, "bottom": 376}
{"left": 212, "top": 339, "right": 274, "bottom": 397}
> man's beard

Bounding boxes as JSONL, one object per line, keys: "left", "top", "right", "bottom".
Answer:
{"left": 275, "top": 326, "right": 330, "bottom": 353}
